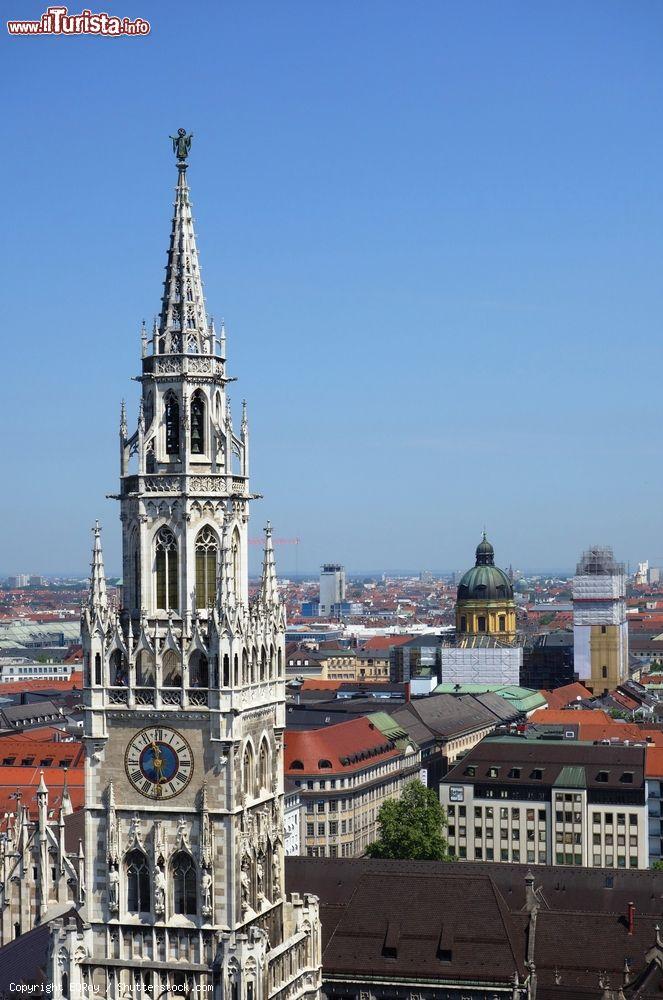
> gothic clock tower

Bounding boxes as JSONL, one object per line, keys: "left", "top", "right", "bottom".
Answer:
{"left": 50, "top": 132, "right": 321, "bottom": 1000}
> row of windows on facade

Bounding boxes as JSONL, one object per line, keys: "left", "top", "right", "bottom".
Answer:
{"left": 448, "top": 804, "right": 639, "bottom": 826}
{"left": 459, "top": 614, "right": 507, "bottom": 633}
{"left": 306, "top": 818, "right": 352, "bottom": 837}
{"left": 462, "top": 764, "right": 636, "bottom": 784}
{"left": 306, "top": 844, "right": 353, "bottom": 858}
{"left": 89, "top": 643, "right": 283, "bottom": 689}
{"left": 450, "top": 845, "right": 641, "bottom": 866}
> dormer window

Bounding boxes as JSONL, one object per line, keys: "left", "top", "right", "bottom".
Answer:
{"left": 488, "top": 766, "right": 500, "bottom": 778}
{"left": 530, "top": 769, "right": 544, "bottom": 780}
{"left": 597, "top": 771, "right": 609, "bottom": 783}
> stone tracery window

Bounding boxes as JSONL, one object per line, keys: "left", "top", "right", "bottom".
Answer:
{"left": 172, "top": 851, "right": 197, "bottom": 915}
{"left": 195, "top": 526, "right": 218, "bottom": 609}
{"left": 126, "top": 849, "right": 150, "bottom": 913}
{"left": 155, "top": 528, "right": 178, "bottom": 611}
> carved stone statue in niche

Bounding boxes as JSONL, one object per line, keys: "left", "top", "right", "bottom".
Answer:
{"left": 272, "top": 851, "right": 282, "bottom": 899}
{"left": 108, "top": 863, "right": 120, "bottom": 913}
{"left": 201, "top": 869, "right": 212, "bottom": 916}
{"left": 154, "top": 864, "right": 166, "bottom": 916}
{"left": 240, "top": 857, "right": 251, "bottom": 916}
{"left": 256, "top": 854, "right": 265, "bottom": 905}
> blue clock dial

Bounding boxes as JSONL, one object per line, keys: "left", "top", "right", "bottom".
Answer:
{"left": 125, "top": 726, "right": 193, "bottom": 800}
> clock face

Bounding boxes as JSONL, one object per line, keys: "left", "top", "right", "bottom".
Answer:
{"left": 125, "top": 726, "right": 194, "bottom": 800}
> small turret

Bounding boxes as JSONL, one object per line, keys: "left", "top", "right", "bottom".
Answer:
{"left": 259, "top": 522, "right": 279, "bottom": 608}
{"left": 88, "top": 522, "right": 108, "bottom": 613}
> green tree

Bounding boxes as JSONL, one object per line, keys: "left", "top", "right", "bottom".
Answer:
{"left": 366, "top": 779, "right": 451, "bottom": 861}
{"left": 652, "top": 860, "right": 663, "bottom": 871}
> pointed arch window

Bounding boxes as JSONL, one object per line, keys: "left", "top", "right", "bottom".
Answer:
{"left": 189, "top": 650, "right": 208, "bottom": 688}
{"left": 155, "top": 528, "right": 178, "bottom": 611}
{"left": 162, "top": 649, "right": 182, "bottom": 687}
{"left": 195, "top": 526, "right": 218, "bottom": 609}
{"left": 172, "top": 851, "right": 197, "bottom": 915}
{"left": 126, "top": 849, "right": 150, "bottom": 913}
{"left": 243, "top": 743, "right": 255, "bottom": 798}
{"left": 258, "top": 739, "right": 270, "bottom": 791}
{"left": 136, "top": 650, "right": 154, "bottom": 687}
{"left": 165, "top": 394, "right": 180, "bottom": 455}
{"left": 191, "top": 391, "right": 206, "bottom": 455}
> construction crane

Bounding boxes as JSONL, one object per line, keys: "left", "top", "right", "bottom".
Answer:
{"left": 248, "top": 536, "right": 301, "bottom": 576}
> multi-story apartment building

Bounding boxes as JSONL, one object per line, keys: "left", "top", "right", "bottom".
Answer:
{"left": 355, "top": 649, "right": 390, "bottom": 680}
{"left": 284, "top": 717, "right": 421, "bottom": 857}
{"left": 441, "top": 736, "right": 648, "bottom": 869}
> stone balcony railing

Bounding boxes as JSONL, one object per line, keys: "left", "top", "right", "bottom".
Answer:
{"left": 121, "top": 473, "right": 248, "bottom": 498}
{"left": 106, "top": 687, "right": 209, "bottom": 708}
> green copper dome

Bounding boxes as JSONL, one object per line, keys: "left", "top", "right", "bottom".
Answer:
{"left": 457, "top": 534, "right": 514, "bottom": 601}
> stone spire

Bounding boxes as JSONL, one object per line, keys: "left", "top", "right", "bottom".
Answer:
{"left": 157, "top": 133, "right": 209, "bottom": 356}
{"left": 259, "top": 522, "right": 279, "bottom": 607}
{"left": 89, "top": 521, "right": 108, "bottom": 611}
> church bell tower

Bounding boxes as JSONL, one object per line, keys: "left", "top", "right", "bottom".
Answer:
{"left": 51, "top": 131, "right": 321, "bottom": 999}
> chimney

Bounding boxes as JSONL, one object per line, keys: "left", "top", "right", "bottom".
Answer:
{"left": 627, "top": 901, "right": 635, "bottom": 935}
{"left": 405, "top": 682, "right": 411, "bottom": 704}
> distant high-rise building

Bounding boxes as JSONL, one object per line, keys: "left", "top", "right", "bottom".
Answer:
{"left": 573, "top": 545, "right": 628, "bottom": 693}
{"left": 8, "top": 574, "right": 29, "bottom": 588}
{"left": 319, "top": 563, "right": 346, "bottom": 616}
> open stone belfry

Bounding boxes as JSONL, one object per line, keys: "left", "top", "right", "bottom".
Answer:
{"left": 49, "top": 133, "right": 322, "bottom": 999}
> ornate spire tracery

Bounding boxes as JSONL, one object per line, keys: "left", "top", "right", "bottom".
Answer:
{"left": 157, "top": 135, "right": 209, "bottom": 356}
{"left": 88, "top": 521, "right": 108, "bottom": 611}
{"left": 259, "top": 522, "right": 279, "bottom": 608}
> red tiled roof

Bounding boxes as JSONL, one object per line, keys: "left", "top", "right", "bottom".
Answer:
{"left": 284, "top": 717, "right": 400, "bottom": 775}
{"left": 529, "top": 708, "right": 614, "bottom": 726}
{"left": 0, "top": 671, "right": 83, "bottom": 696}
{"left": 646, "top": 747, "right": 663, "bottom": 778}
{"left": 0, "top": 766, "right": 84, "bottom": 815}
{"left": 0, "top": 738, "right": 83, "bottom": 767}
{"left": 577, "top": 724, "right": 663, "bottom": 746}
{"left": 361, "top": 635, "right": 414, "bottom": 651}
{"left": 611, "top": 691, "right": 639, "bottom": 711}
{"left": 300, "top": 679, "right": 343, "bottom": 692}
{"left": 539, "top": 682, "right": 592, "bottom": 710}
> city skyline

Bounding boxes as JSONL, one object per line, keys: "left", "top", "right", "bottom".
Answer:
{"left": 4, "top": 1, "right": 663, "bottom": 574}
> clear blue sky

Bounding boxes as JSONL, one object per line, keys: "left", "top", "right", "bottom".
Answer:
{"left": 3, "top": 1, "right": 663, "bottom": 577}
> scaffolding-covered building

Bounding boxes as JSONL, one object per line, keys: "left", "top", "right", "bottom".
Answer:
{"left": 573, "top": 545, "right": 628, "bottom": 693}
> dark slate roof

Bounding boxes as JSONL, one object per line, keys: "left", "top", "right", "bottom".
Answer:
{"left": 0, "top": 921, "right": 51, "bottom": 993}
{"left": 286, "top": 858, "right": 663, "bottom": 996}
{"left": 298, "top": 866, "right": 523, "bottom": 983}
{"left": 64, "top": 809, "right": 85, "bottom": 853}
{"left": 442, "top": 736, "right": 646, "bottom": 791}
{"left": 0, "top": 910, "right": 82, "bottom": 993}
{"left": 471, "top": 690, "right": 523, "bottom": 722}
{"left": 392, "top": 693, "right": 501, "bottom": 742}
